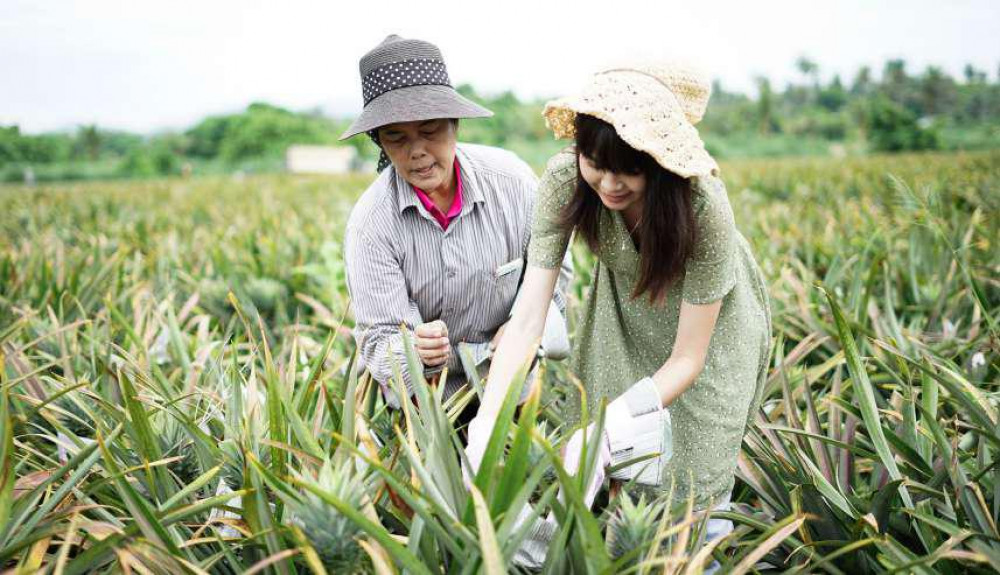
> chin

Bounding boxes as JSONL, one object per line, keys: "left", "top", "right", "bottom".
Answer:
{"left": 601, "top": 199, "right": 631, "bottom": 211}
{"left": 418, "top": 176, "right": 442, "bottom": 190}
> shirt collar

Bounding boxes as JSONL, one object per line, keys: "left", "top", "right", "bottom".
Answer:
{"left": 394, "top": 144, "right": 486, "bottom": 215}
{"left": 411, "top": 160, "right": 464, "bottom": 229}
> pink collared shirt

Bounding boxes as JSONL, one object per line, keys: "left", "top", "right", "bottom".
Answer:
{"left": 412, "top": 159, "right": 463, "bottom": 230}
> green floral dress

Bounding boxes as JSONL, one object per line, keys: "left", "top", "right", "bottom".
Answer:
{"left": 528, "top": 149, "right": 772, "bottom": 507}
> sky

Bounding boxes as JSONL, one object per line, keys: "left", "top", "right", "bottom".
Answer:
{"left": 2, "top": 0, "right": 998, "bottom": 133}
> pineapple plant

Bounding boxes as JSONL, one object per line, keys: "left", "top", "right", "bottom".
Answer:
{"left": 157, "top": 415, "right": 201, "bottom": 485}
{"left": 289, "top": 460, "right": 370, "bottom": 573}
{"left": 606, "top": 494, "right": 665, "bottom": 568}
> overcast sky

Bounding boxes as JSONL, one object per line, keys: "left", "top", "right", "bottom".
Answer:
{"left": 2, "top": 0, "right": 998, "bottom": 133}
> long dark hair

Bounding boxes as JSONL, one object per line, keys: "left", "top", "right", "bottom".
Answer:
{"left": 560, "top": 114, "right": 697, "bottom": 304}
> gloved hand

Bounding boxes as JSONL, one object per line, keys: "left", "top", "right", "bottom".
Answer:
{"left": 539, "top": 299, "right": 570, "bottom": 360}
{"left": 562, "top": 377, "right": 670, "bottom": 491}
{"left": 463, "top": 415, "right": 491, "bottom": 487}
{"left": 605, "top": 377, "right": 672, "bottom": 485}
{"left": 511, "top": 377, "right": 671, "bottom": 568}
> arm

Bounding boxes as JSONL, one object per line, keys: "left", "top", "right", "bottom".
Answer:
{"left": 493, "top": 248, "right": 573, "bottom": 356}
{"left": 493, "top": 158, "right": 575, "bottom": 354}
{"left": 479, "top": 265, "right": 561, "bottom": 418}
{"left": 464, "top": 150, "right": 576, "bottom": 477}
{"left": 344, "top": 227, "right": 428, "bottom": 407}
{"left": 652, "top": 176, "right": 737, "bottom": 403}
{"left": 561, "top": 177, "right": 738, "bottom": 491}
{"left": 652, "top": 300, "right": 722, "bottom": 406}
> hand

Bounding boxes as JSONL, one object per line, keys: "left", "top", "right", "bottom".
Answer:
{"left": 561, "top": 424, "right": 612, "bottom": 509}
{"left": 463, "top": 413, "right": 493, "bottom": 486}
{"left": 604, "top": 377, "right": 672, "bottom": 485}
{"left": 512, "top": 379, "right": 669, "bottom": 569}
{"left": 558, "top": 377, "right": 671, "bottom": 504}
{"left": 507, "top": 423, "right": 612, "bottom": 570}
{"left": 414, "top": 320, "right": 450, "bottom": 367}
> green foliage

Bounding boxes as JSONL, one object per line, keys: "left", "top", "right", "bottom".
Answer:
{"left": 0, "top": 151, "right": 996, "bottom": 572}
{"left": 863, "top": 96, "right": 940, "bottom": 152}
{"left": 4, "top": 58, "right": 1000, "bottom": 184}
{"left": 116, "top": 136, "right": 184, "bottom": 178}
{"left": 187, "top": 102, "right": 342, "bottom": 162}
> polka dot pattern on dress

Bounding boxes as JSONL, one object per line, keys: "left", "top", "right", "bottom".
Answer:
{"left": 362, "top": 58, "right": 451, "bottom": 104}
{"left": 528, "top": 149, "right": 773, "bottom": 510}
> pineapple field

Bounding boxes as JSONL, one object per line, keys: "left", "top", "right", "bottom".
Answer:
{"left": 0, "top": 151, "right": 998, "bottom": 573}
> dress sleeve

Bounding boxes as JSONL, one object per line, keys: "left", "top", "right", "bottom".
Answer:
{"left": 681, "top": 176, "right": 738, "bottom": 305}
{"left": 527, "top": 150, "right": 578, "bottom": 269}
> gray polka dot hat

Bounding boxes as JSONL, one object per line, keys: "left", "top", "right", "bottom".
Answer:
{"left": 339, "top": 35, "right": 493, "bottom": 140}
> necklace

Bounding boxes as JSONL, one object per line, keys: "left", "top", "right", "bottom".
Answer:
{"left": 622, "top": 216, "right": 641, "bottom": 251}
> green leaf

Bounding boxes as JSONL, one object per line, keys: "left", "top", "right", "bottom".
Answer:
{"left": 470, "top": 486, "right": 505, "bottom": 575}
{"left": 822, "top": 286, "right": 913, "bottom": 509}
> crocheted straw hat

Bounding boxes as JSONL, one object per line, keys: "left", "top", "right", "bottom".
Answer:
{"left": 543, "top": 64, "right": 719, "bottom": 179}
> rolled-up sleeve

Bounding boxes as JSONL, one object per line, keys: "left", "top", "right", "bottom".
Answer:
{"left": 344, "top": 225, "right": 424, "bottom": 407}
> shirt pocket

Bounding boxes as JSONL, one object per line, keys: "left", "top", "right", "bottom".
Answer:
{"left": 478, "top": 257, "right": 523, "bottom": 334}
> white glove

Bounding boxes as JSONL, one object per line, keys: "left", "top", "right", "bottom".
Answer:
{"left": 605, "top": 377, "right": 671, "bottom": 485}
{"left": 508, "top": 281, "right": 571, "bottom": 361}
{"left": 463, "top": 415, "right": 491, "bottom": 487}
{"left": 563, "top": 377, "right": 670, "bottom": 493}
{"left": 539, "top": 300, "right": 570, "bottom": 360}
{"left": 511, "top": 377, "right": 671, "bottom": 567}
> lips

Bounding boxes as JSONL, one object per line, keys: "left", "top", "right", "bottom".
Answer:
{"left": 413, "top": 164, "right": 435, "bottom": 177}
{"left": 603, "top": 192, "right": 631, "bottom": 202}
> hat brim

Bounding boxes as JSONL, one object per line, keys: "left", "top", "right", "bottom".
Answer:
{"left": 340, "top": 85, "right": 493, "bottom": 140}
{"left": 543, "top": 76, "right": 719, "bottom": 180}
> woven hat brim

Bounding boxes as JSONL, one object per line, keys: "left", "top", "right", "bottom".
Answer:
{"left": 543, "top": 74, "right": 719, "bottom": 179}
{"left": 340, "top": 85, "right": 493, "bottom": 140}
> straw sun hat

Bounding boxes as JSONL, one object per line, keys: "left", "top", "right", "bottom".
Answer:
{"left": 543, "top": 64, "right": 720, "bottom": 179}
{"left": 340, "top": 35, "right": 492, "bottom": 140}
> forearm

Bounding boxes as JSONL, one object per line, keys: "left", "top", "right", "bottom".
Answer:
{"left": 469, "top": 265, "right": 560, "bottom": 454}
{"left": 359, "top": 329, "right": 414, "bottom": 398}
{"left": 651, "top": 354, "right": 705, "bottom": 407}
{"left": 478, "top": 312, "right": 545, "bottom": 418}
{"left": 650, "top": 299, "right": 721, "bottom": 406}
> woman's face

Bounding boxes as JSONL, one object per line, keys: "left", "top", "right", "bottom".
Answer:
{"left": 578, "top": 153, "right": 647, "bottom": 212}
{"left": 377, "top": 119, "right": 457, "bottom": 192}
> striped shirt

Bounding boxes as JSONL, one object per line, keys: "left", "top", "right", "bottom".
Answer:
{"left": 344, "top": 143, "right": 572, "bottom": 407}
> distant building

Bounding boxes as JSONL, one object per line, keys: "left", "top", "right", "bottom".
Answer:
{"left": 285, "top": 145, "right": 358, "bottom": 174}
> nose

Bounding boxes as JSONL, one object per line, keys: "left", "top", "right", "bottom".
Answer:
{"left": 409, "top": 138, "right": 428, "bottom": 160}
{"left": 599, "top": 172, "right": 622, "bottom": 193}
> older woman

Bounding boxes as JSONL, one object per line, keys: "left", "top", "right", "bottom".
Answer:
{"left": 340, "top": 35, "right": 572, "bottom": 411}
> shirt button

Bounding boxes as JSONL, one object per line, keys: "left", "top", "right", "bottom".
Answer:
{"left": 446, "top": 270, "right": 456, "bottom": 278}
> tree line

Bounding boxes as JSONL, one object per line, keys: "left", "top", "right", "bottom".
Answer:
{"left": 2, "top": 58, "right": 998, "bottom": 182}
